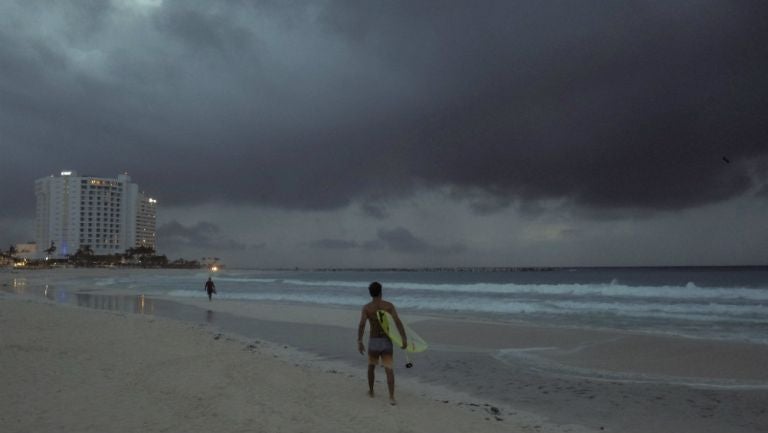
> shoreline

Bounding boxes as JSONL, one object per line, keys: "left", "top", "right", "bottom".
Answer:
{"left": 165, "top": 296, "right": 768, "bottom": 386}
{"left": 3, "top": 271, "right": 768, "bottom": 432}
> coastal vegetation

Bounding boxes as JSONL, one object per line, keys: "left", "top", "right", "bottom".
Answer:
{"left": 3, "top": 244, "right": 207, "bottom": 269}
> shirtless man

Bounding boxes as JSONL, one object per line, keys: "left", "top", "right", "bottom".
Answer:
{"left": 357, "top": 281, "right": 407, "bottom": 405}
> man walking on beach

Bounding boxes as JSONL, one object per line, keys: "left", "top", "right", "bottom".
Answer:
{"left": 204, "top": 277, "right": 216, "bottom": 301}
{"left": 358, "top": 281, "right": 407, "bottom": 405}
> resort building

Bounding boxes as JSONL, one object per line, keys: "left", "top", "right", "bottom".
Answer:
{"left": 34, "top": 171, "right": 157, "bottom": 258}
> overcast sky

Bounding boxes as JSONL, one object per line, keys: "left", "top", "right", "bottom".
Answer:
{"left": 1, "top": 0, "right": 767, "bottom": 268}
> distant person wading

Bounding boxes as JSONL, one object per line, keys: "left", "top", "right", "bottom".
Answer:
{"left": 205, "top": 277, "right": 217, "bottom": 301}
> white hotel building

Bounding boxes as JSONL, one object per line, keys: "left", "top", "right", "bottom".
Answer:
{"left": 35, "top": 171, "right": 157, "bottom": 258}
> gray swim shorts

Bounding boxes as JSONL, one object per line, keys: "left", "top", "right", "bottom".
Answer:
{"left": 368, "top": 337, "right": 393, "bottom": 354}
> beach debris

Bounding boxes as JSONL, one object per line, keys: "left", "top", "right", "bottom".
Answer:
{"left": 487, "top": 406, "right": 502, "bottom": 418}
{"left": 213, "top": 333, "right": 222, "bottom": 340}
{"left": 244, "top": 343, "right": 260, "bottom": 352}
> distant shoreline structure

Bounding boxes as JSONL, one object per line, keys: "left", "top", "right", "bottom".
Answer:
{"left": 3, "top": 252, "right": 223, "bottom": 271}
{"left": 6, "top": 261, "right": 218, "bottom": 270}
{"left": 234, "top": 265, "right": 768, "bottom": 272}
{"left": 5, "top": 263, "right": 765, "bottom": 272}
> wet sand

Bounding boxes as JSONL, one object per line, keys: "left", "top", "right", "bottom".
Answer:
{"left": 169, "top": 297, "right": 768, "bottom": 433}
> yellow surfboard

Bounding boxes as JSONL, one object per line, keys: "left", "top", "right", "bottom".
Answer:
{"left": 376, "top": 310, "right": 428, "bottom": 353}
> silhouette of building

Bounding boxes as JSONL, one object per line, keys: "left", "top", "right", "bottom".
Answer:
{"left": 34, "top": 171, "right": 157, "bottom": 258}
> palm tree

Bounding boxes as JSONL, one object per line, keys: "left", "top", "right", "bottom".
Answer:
{"left": 45, "top": 241, "right": 56, "bottom": 256}
{"left": 125, "top": 246, "right": 155, "bottom": 258}
{"left": 75, "top": 244, "right": 94, "bottom": 257}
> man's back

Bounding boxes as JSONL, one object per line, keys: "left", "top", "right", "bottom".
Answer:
{"left": 362, "top": 298, "right": 396, "bottom": 339}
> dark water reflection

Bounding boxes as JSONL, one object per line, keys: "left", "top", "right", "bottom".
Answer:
{"left": 1, "top": 280, "right": 353, "bottom": 364}
{"left": 74, "top": 293, "right": 155, "bottom": 314}
{"left": 1, "top": 279, "right": 154, "bottom": 315}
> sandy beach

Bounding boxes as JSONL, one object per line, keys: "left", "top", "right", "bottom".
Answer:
{"left": 0, "top": 295, "right": 552, "bottom": 433}
{"left": 2, "top": 270, "right": 768, "bottom": 433}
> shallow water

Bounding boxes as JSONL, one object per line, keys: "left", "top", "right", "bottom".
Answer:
{"left": 5, "top": 266, "right": 768, "bottom": 343}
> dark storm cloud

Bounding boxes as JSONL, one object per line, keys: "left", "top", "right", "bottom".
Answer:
{"left": 373, "top": 227, "right": 467, "bottom": 255}
{"left": 1, "top": 1, "right": 767, "bottom": 221}
{"left": 311, "top": 227, "right": 466, "bottom": 256}
{"left": 309, "top": 238, "right": 360, "bottom": 250}
{"left": 360, "top": 203, "right": 389, "bottom": 220}
{"left": 158, "top": 220, "right": 248, "bottom": 251}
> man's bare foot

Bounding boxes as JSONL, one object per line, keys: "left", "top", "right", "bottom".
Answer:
{"left": 389, "top": 397, "right": 397, "bottom": 406}
{"left": 367, "top": 390, "right": 374, "bottom": 398}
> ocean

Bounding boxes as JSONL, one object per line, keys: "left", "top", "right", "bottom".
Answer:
{"left": 6, "top": 266, "right": 768, "bottom": 345}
